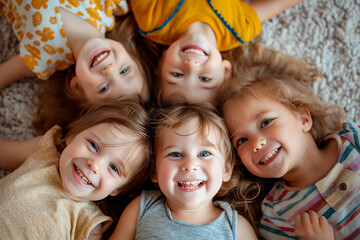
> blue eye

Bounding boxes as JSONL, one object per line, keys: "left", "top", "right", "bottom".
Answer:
{"left": 88, "top": 140, "right": 99, "bottom": 152}
{"left": 199, "top": 151, "right": 210, "bottom": 157}
{"left": 199, "top": 76, "right": 211, "bottom": 81}
{"left": 100, "top": 83, "right": 109, "bottom": 93}
{"left": 261, "top": 119, "right": 272, "bottom": 128}
{"left": 169, "top": 152, "right": 182, "bottom": 158}
{"left": 172, "top": 72, "right": 183, "bottom": 77}
{"left": 120, "top": 66, "right": 129, "bottom": 74}
{"left": 109, "top": 164, "right": 120, "bottom": 174}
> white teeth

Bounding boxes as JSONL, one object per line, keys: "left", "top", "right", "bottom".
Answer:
{"left": 91, "top": 51, "right": 109, "bottom": 67}
{"left": 75, "top": 166, "right": 92, "bottom": 185}
{"left": 184, "top": 48, "right": 206, "bottom": 56}
{"left": 260, "top": 148, "right": 279, "bottom": 164}
{"left": 178, "top": 180, "right": 205, "bottom": 189}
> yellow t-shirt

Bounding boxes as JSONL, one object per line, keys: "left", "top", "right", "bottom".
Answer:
{"left": 131, "top": 0, "right": 261, "bottom": 51}
{"left": 0, "top": 126, "right": 111, "bottom": 240}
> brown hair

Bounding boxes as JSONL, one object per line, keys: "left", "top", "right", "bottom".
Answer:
{"left": 150, "top": 104, "right": 261, "bottom": 227}
{"left": 33, "top": 14, "right": 161, "bottom": 134}
{"left": 219, "top": 42, "right": 345, "bottom": 144}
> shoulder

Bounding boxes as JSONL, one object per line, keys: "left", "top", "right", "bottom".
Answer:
{"left": 236, "top": 214, "right": 257, "bottom": 240}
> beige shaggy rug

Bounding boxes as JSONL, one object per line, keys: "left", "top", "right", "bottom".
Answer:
{"left": 0, "top": 0, "right": 359, "bottom": 178}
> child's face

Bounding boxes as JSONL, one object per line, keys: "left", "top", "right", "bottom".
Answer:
{"left": 222, "top": 93, "right": 312, "bottom": 179}
{"left": 73, "top": 38, "right": 150, "bottom": 103}
{"left": 159, "top": 34, "right": 232, "bottom": 104}
{"left": 59, "top": 123, "right": 142, "bottom": 201}
{"left": 153, "top": 119, "right": 232, "bottom": 211}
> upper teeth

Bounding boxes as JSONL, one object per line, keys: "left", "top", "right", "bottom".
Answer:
{"left": 75, "top": 166, "right": 92, "bottom": 185}
{"left": 260, "top": 148, "right": 279, "bottom": 164}
{"left": 91, "top": 51, "right": 109, "bottom": 67}
{"left": 178, "top": 180, "right": 205, "bottom": 189}
{"left": 184, "top": 48, "right": 205, "bottom": 56}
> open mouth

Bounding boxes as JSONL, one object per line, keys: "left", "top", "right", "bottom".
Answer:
{"left": 90, "top": 49, "right": 110, "bottom": 68}
{"left": 177, "top": 180, "right": 206, "bottom": 190}
{"left": 74, "top": 165, "right": 94, "bottom": 186}
{"left": 182, "top": 45, "right": 208, "bottom": 56}
{"left": 259, "top": 147, "right": 280, "bottom": 165}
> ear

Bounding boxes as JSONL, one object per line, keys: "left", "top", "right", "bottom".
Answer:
{"left": 151, "top": 173, "right": 158, "bottom": 183}
{"left": 65, "top": 136, "right": 73, "bottom": 146}
{"left": 69, "top": 76, "right": 82, "bottom": 98}
{"left": 223, "top": 161, "right": 234, "bottom": 182}
{"left": 222, "top": 59, "right": 232, "bottom": 81}
{"left": 298, "top": 107, "right": 312, "bottom": 132}
{"left": 110, "top": 188, "right": 122, "bottom": 196}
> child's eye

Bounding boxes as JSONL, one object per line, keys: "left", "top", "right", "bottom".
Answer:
{"left": 172, "top": 72, "right": 183, "bottom": 77}
{"left": 100, "top": 83, "right": 109, "bottom": 93}
{"left": 198, "top": 151, "right": 210, "bottom": 157}
{"left": 199, "top": 76, "right": 211, "bottom": 82}
{"left": 109, "top": 164, "right": 120, "bottom": 174}
{"left": 237, "top": 138, "right": 248, "bottom": 147}
{"left": 120, "top": 66, "right": 129, "bottom": 74}
{"left": 261, "top": 119, "right": 272, "bottom": 128}
{"left": 88, "top": 140, "right": 99, "bottom": 152}
{"left": 169, "top": 152, "right": 182, "bottom": 158}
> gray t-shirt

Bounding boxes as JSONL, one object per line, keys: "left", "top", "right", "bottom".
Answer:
{"left": 135, "top": 190, "right": 237, "bottom": 240}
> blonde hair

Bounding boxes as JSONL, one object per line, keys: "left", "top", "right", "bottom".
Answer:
{"left": 150, "top": 104, "right": 261, "bottom": 227}
{"left": 220, "top": 42, "right": 345, "bottom": 144}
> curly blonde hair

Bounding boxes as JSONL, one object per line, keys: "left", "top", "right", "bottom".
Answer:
{"left": 150, "top": 104, "right": 261, "bottom": 228}
{"left": 219, "top": 42, "right": 345, "bottom": 144}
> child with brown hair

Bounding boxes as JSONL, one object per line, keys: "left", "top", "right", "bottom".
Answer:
{"left": 0, "top": 97, "right": 152, "bottom": 239}
{"left": 109, "top": 104, "right": 261, "bottom": 239}
{"left": 219, "top": 44, "right": 358, "bottom": 239}
{"left": 130, "top": 0, "right": 304, "bottom": 105}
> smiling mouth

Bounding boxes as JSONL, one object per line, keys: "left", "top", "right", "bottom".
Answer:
{"left": 182, "top": 45, "right": 208, "bottom": 56}
{"left": 75, "top": 165, "right": 94, "bottom": 186}
{"left": 90, "top": 49, "right": 110, "bottom": 68}
{"left": 259, "top": 148, "right": 280, "bottom": 165}
{"left": 177, "top": 180, "right": 206, "bottom": 189}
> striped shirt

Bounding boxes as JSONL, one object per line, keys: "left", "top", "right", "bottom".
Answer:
{"left": 260, "top": 122, "right": 360, "bottom": 240}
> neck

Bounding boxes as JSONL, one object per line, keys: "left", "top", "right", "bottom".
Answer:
{"left": 59, "top": 7, "right": 103, "bottom": 60}
{"left": 183, "top": 22, "right": 217, "bottom": 46}
{"left": 167, "top": 199, "right": 221, "bottom": 225}
{"left": 283, "top": 137, "right": 338, "bottom": 188}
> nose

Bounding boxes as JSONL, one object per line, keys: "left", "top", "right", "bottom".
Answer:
{"left": 102, "top": 63, "right": 114, "bottom": 75}
{"left": 181, "top": 156, "right": 200, "bottom": 171}
{"left": 184, "top": 59, "right": 200, "bottom": 67}
{"left": 87, "top": 158, "right": 100, "bottom": 174}
{"left": 253, "top": 138, "right": 267, "bottom": 152}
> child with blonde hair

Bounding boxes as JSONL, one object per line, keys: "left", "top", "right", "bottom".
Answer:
{"left": 110, "top": 104, "right": 261, "bottom": 239}
{"left": 0, "top": 0, "right": 152, "bottom": 104}
{"left": 130, "top": 0, "right": 304, "bottom": 105}
{"left": 0, "top": 97, "right": 151, "bottom": 239}
{"left": 219, "top": 44, "right": 358, "bottom": 239}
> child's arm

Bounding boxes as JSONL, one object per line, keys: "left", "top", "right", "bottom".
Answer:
{"left": 108, "top": 195, "right": 141, "bottom": 240}
{"left": 294, "top": 210, "right": 334, "bottom": 240}
{"left": 237, "top": 214, "right": 258, "bottom": 240}
{"left": 251, "top": 0, "right": 304, "bottom": 22}
{"left": 0, "top": 135, "right": 42, "bottom": 170}
{"left": 0, "top": 54, "right": 36, "bottom": 89}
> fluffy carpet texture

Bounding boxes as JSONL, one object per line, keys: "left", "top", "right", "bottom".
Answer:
{"left": 0, "top": 0, "right": 359, "bottom": 178}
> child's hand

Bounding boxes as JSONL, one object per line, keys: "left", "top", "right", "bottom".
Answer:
{"left": 294, "top": 210, "right": 334, "bottom": 240}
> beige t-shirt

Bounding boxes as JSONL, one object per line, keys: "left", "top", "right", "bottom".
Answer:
{"left": 0, "top": 126, "right": 111, "bottom": 239}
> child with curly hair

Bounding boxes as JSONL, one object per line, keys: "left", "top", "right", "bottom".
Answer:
{"left": 219, "top": 45, "right": 358, "bottom": 239}
{"left": 109, "top": 104, "right": 261, "bottom": 239}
